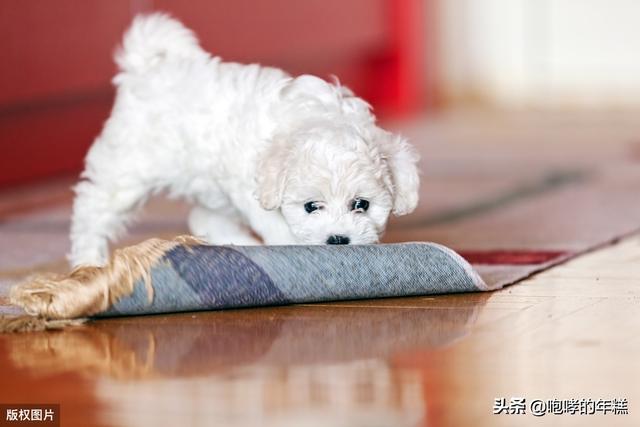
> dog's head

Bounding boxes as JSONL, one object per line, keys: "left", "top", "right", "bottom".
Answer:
{"left": 256, "top": 75, "right": 420, "bottom": 245}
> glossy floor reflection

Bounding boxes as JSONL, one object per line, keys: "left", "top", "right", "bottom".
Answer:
{"left": 0, "top": 294, "right": 489, "bottom": 427}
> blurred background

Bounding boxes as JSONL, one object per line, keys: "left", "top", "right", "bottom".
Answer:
{"left": 1, "top": 0, "right": 639, "bottom": 188}
{"left": 1, "top": 5, "right": 640, "bottom": 426}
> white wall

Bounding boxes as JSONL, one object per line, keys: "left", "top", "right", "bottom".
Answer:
{"left": 436, "top": 0, "right": 640, "bottom": 108}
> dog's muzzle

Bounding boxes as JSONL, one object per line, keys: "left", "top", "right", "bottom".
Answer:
{"left": 326, "top": 235, "right": 350, "bottom": 245}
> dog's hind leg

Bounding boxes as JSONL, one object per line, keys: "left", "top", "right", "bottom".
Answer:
{"left": 188, "top": 205, "right": 260, "bottom": 246}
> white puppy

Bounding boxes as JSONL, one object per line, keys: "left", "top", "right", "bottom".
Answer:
{"left": 70, "top": 13, "right": 420, "bottom": 267}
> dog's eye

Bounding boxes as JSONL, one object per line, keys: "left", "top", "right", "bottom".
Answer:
{"left": 304, "top": 201, "right": 322, "bottom": 213}
{"left": 351, "top": 198, "right": 369, "bottom": 212}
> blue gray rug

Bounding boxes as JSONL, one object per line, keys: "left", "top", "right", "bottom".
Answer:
{"left": 101, "top": 242, "right": 487, "bottom": 317}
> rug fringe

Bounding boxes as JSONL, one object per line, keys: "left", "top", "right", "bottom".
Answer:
{"left": 9, "top": 235, "right": 201, "bottom": 320}
{"left": 0, "top": 315, "right": 87, "bottom": 333}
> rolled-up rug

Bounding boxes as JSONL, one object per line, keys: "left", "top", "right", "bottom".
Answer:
{"left": 1, "top": 235, "right": 486, "bottom": 332}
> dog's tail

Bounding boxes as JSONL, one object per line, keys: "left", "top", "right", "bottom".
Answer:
{"left": 115, "top": 13, "right": 207, "bottom": 75}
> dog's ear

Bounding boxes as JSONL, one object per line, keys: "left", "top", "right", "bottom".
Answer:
{"left": 281, "top": 75, "right": 373, "bottom": 116}
{"left": 255, "top": 138, "right": 290, "bottom": 210}
{"left": 281, "top": 75, "right": 334, "bottom": 103}
{"left": 375, "top": 131, "right": 420, "bottom": 216}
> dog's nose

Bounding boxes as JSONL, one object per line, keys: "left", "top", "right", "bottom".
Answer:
{"left": 326, "top": 235, "right": 350, "bottom": 245}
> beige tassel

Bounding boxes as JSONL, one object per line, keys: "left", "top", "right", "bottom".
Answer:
{"left": 0, "top": 315, "right": 86, "bottom": 333}
{"left": 0, "top": 235, "right": 202, "bottom": 332}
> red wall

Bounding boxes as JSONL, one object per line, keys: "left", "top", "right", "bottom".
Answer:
{"left": 0, "top": 0, "right": 429, "bottom": 188}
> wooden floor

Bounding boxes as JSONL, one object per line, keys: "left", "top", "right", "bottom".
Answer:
{"left": 1, "top": 110, "right": 639, "bottom": 426}
{"left": 0, "top": 235, "right": 637, "bottom": 426}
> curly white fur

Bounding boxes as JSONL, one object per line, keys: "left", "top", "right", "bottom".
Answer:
{"left": 70, "top": 13, "right": 420, "bottom": 267}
